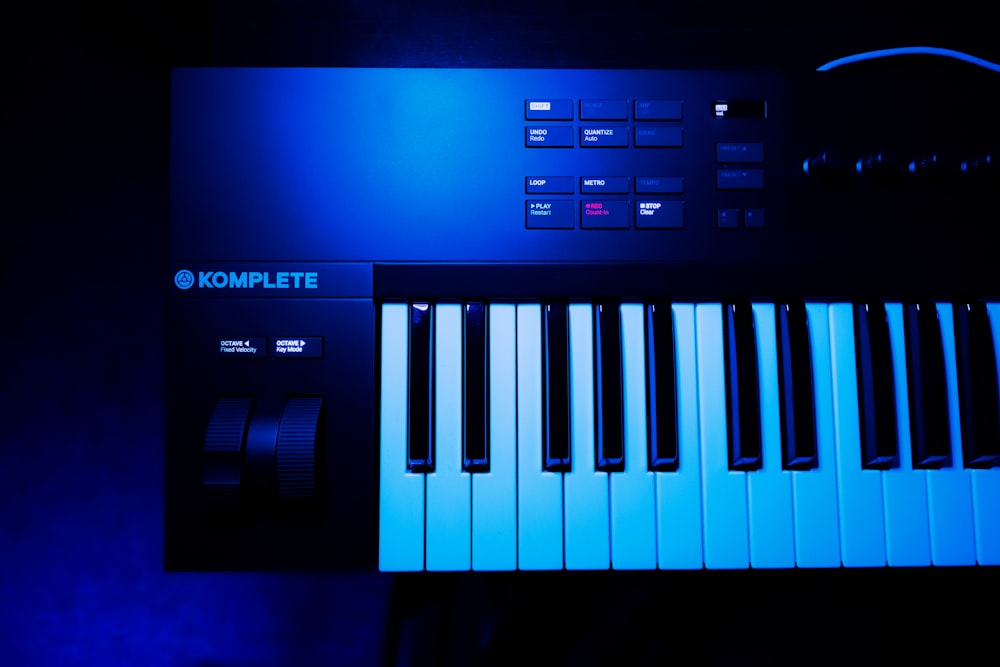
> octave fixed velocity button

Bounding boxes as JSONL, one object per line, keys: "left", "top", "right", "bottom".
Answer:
{"left": 525, "top": 99, "right": 573, "bottom": 120}
{"left": 635, "top": 100, "right": 682, "bottom": 120}
{"left": 581, "top": 200, "right": 629, "bottom": 229}
{"left": 580, "top": 126, "right": 628, "bottom": 147}
{"left": 218, "top": 337, "right": 266, "bottom": 358}
{"left": 273, "top": 337, "right": 322, "bottom": 358}
{"left": 635, "top": 201, "right": 682, "bottom": 229}
{"left": 580, "top": 99, "right": 628, "bottom": 120}
{"left": 717, "top": 169, "right": 765, "bottom": 190}
{"left": 580, "top": 177, "right": 629, "bottom": 194}
{"left": 525, "top": 126, "right": 573, "bottom": 147}
{"left": 526, "top": 176, "right": 574, "bottom": 194}
{"left": 635, "top": 127, "right": 682, "bottom": 148}
{"left": 526, "top": 201, "right": 574, "bottom": 229}
{"left": 716, "top": 142, "right": 764, "bottom": 163}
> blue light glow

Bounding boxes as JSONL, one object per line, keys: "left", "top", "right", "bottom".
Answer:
{"left": 817, "top": 46, "right": 1000, "bottom": 72}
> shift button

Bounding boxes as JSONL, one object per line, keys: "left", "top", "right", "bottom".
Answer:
{"left": 525, "top": 99, "right": 574, "bottom": 120}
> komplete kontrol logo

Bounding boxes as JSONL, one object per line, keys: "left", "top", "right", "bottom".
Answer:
{"left": 174, "top": 270, "right": 194, "bottom": 289}
{"left": 172, "top": 269, "right": 319, "bottom": 290}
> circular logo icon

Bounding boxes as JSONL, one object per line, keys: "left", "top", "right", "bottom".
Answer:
{"left": 174, "top": 270, "right": 195, "bottom": 290}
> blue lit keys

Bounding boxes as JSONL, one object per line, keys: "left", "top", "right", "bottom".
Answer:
{"left": 425, "top": 304, "right": 471, "bottom": 570}
{"left": 654, "top": 304, "right": 704, "bottom": 569}
{"left": 791, "top": 304, "right": 841, "bottom": 567}
{"left": 611, "top": 304, "right": 657, "bottom": 569}
{"left": 471, "top": 305, "right": 517, "bottom": 570}
{"left": 378, "top": 304, "right": 424, "bottom": 571}
{"left": 563, "top": 304, "right": 610, "bottom": 569}
{"left": 697, "top": 303, "right": 750, "bottom": 569}
{"left": 829, "top": 304, "right": 886, "bottom": 567}
{"left": 518, "top": 304, "right": 564, "bottom": 569}
{"left": 882, "top": 303, "right": 931, "bottom": 566}
{"left": 747, "top": 304, "right": 795, "bottom": 568}
{"left": 973, "top": 303, "right": 1000, "bottom": 564}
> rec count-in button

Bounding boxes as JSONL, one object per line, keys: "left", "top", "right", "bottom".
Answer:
{"left": 525, "top": 99, "right": 573, "bottom": 120}
{"left": 274, "top": 337, "right": 323, "bottom": 358}
{"left": 527, "top": 200, "right": 575, "bottom": 229}
{"left": 218, "top": 337, "right": 267, "bottom": 358}
{"left": 525, "top": 126, "right": 574, "bottom": 147}
{"left": 581, "top": 200, "right": 629, "bottom": 229}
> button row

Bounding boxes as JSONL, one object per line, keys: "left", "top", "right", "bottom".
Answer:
{"left": 525, "top": 126, "right": 683, "bottom": 148}
{"left": 525, "top": 99, "right": 682, "bottom": 121}
{"left": 526, "top": 200, "right": 682, "bottom": 230}
{"left": 217, "top": 336, "right": 323, "bottom": 359}
{"left": 526, "top": 176, "right": 684, "bottom": 195}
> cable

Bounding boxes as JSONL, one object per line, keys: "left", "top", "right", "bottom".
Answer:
{"left": 816, "top": 46, "right": 1000, "bottom": 72}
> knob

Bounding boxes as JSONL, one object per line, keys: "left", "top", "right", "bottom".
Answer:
{"left": 908, "top": 153, "right": 940, "bottom": 176}
{"left": 961, "top": 153, "right": 994, "bottom": 176}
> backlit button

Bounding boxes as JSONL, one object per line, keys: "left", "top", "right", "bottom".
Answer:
{"left": 581, "top": 201, "right": 629, "bottom": 229}
{"left": 526, "top": 176, "right": 574, "bottom": 194}
{"left": 580, "top": 99, "right": 628, "bottom": 120}
{"left": 635, "top": 177, "right": 683, "bottom": 194}
{"left": 716, "top": 142, "right": 765, "bottom": 163}
{"left": 526, "top": 201, "right": 574, "bottom": 229}
{"left": 717, "top": 169, "right": 765, "bottom": 190}
{"left": 580, "top": 127, "right": 628, "bottom": 147}
{"left": 580, "top": 177, "right": 629, "bottom": 194}
{"left": 525, "top": 99, "right": 573, "bottom": 120}
{"left": 635, "top": 100, "right": 682, "bottom": 120}
{"left": 218, "top": 337, "right": 266, "bottom": 358}
{"left": 525, "top": 126, "right": 573, "bottom": 147}
{"left": 273, "top": 337, "right": 322, "bottom": 358}
{"left": 635, "top": 127, "right": 683, "bottom": 148}
{"left": 717, "top": 209, "right": 739, "bottom": 229}
{"left": 635, "top": 201, "right": 682, "bottom": 229}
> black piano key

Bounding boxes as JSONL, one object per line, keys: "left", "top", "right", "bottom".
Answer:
{"left": 543, "top": 303, "right": 571, "bottom": 472}
{"left": 646, "top": 302, "right": 679, "bottom": 471}
{"left": 953, "top": 302, "right": 1000, "bottom": 468}
{"left": 594, "top": 302, "right": 625, "bottom": 472}
{"left": 723, "top": 301, "right": 762, "bottom": 471}
{"left": 776, "top": 302, "right": 818, "bottom": 470}
{"left": 904, "top": 302, "right": 952, "bottom": 468}
{"left": 463, "top": 303, "right": 489, "bottom": 472}
{"left": 854, "top": 302, "right": 899, "bottom": 469}
{"left": 407, "top": 303, "right": 434, "bottom": 472}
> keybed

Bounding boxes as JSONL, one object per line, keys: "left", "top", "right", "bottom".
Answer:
{"left": 378, "top": 300, "right": 1000, "bottom": 571}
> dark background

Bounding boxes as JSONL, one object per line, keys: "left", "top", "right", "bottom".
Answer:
{"left": 2, "top": 2, "right": 997, "bottom": 665}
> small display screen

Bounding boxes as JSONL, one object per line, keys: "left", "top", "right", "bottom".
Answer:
{"left": 713, "top": 100, "right": 767, "bottom": 118}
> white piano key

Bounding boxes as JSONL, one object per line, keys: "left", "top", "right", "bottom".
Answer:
{"left": 425, "top": 304, "right": 471, "bottom": 570}
{"left": 829, "top": 304, "right": 886, "bottom": 567}
{"left": 791, "top": 304, "right": 841, "bottom": 568}
{"left": 563, "top": 304, "right": 610, "bottom": 570}
{"left": 971, "top": 303, "right": 1000, "bottom": 564}
{"left": 610, "top": 303, "right": 657, "bottom": 569}
{"left": 517, "top": 304, "right": 563, "bottom": 570}
{"left": 655, "top": 304, "right": 704, "bottom": 569}
{"left": 927, "top": 303, "right": 976, "bottom": 566}
{"left": 747, "top": 303, "right": 795, "bottom": 568}
{"left": 697, "top": 303, "right": 749, "bottom": 569}
{"left": 881, "top": 303, "right": 931, "bottom": 566}
{"left": 472, "top": 304, "right": 517, "bottom": 571}
{"left": 378, "top": 303, "right": 424, "bottom": 572}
